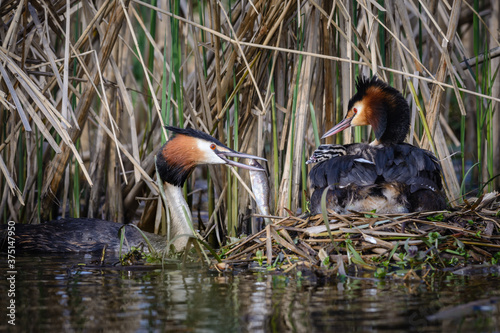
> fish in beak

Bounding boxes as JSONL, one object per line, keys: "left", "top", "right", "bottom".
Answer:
{"left": 216, "top": 149, "right": 267, "bottom": 171}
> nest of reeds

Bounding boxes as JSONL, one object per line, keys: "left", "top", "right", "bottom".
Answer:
{"left": 217, "top": 192, "right": 500, "bottom": 275}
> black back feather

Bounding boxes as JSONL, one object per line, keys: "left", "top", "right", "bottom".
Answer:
{"left": 308, "top": 142, "right": 444, "bottom": 212}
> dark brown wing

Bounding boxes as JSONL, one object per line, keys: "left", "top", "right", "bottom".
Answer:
{"left": 309, "top": 151, "right": 378, "bottom": 189}
{"left": 309, "top": 143, "right": 443, "bottom": 194}
{"left": 308, "top": 143, "right": 445, "bottom": 212}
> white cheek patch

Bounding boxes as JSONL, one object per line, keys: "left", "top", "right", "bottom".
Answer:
{"left": 196, "top": 140, "right": 226, "bottom": 165}
{"left": 350, "top": 103, "right": 364, "bottom": 127}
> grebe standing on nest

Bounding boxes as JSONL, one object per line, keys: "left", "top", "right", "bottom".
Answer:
{"left": 1, "top": 126, "right": 265, "bottom": 253}
{"left": 307, "top": 76, "right": 446, "bottom": 215}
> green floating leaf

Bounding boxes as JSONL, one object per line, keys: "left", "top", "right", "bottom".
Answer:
{"left": 427, "top": 213, "right": 444, "bottom": 222}
{"left": 346, "top": 242, "right": 370, "bottom": 267}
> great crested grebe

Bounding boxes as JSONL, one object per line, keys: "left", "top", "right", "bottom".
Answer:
{"left": 155, "top": 126, "right": 265, "bottom": 250}
{"left": 1, "top": 126, "right": 265, "bottom": 253}
{"left": 307, "top": 76, "right": 446, "bottom": 215}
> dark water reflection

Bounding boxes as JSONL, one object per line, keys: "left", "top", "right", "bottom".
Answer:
{"left": 1, "top": 254, "right": 499, "bottom": 332}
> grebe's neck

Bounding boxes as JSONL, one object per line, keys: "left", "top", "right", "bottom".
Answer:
{"left": 163, "top": 182, "right": 194, "bottom": 250}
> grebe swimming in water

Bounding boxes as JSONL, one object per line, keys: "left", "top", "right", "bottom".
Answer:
{"left": 307, "top": 76, "right": 446, "bottom": 215}
{"left": 1, "top": 126, "right": 265, "bottom": 253}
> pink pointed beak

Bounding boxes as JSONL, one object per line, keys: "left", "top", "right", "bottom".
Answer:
{"left": 321, "top": 116, "right": 354, "bottom": 139}
{"left": 216, "top": 150, "right": 266, "bottom": 171}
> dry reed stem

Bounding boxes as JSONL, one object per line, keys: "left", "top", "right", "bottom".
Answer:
{"left": 134, "top": 0, "right": 500, "bottom": 104}
{"left": 39, "top": 0, "right": 129, "bottom": 220}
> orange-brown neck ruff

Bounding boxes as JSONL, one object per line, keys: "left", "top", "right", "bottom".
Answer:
{"left": 156, "top": 134, "right": 199, "bottom": 187}
{"left": 156, "top": 126, "right": 235, "bottom": 187}
{"left": 349, "top": 76, "right": 409, "bottom": 144}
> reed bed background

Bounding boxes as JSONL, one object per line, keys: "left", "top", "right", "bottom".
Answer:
{"left": 0, "top": 0, "right": 499, "bottom": 243}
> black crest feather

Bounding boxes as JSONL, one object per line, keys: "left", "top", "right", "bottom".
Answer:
{"left": 164, "top": 126, "right": 230, "bottom": 150}
{"left": 348, "top": 76, "right": 410, "bottom": 144}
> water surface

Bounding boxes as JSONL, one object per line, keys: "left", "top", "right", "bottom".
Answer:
{"left": 1, "top": 254, "right": 499, "bottom": 332}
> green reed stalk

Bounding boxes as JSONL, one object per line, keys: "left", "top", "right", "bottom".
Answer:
{"left": 198, "top": 0, "right": 208, "bottom": 77}
{"left": 352, "top": 1, "right": 362, "bottom": 144}
{"left": 475, "top": 91, "right": 482, "bottom": 193}
{"left": 171, "top": 0, "right": 183, "bottom": 127}
{"left": 407, "top": 81, "right": 437, "bottom": 155}
{"left": 207, "top": 169, "right": 214, "bottom": 223}
{"left": 473, "top": 0, "right": 482, "bottom": 191}
{"left": 489, "top": 64, "right": 500, "bottom": 191}
{"left": 159, "top": 32, "right": 170, "bottom": 235}
{"left": 162, "top": 31, "right": 171, "bottom": 143}
{"left": 471, "top": 34, "right": 497, "bottom": 194}
{"left": 168, "top": 0, "right": 187, "bottom": 206}
{"left": 197, "top": 1, "right": 213, "bottom": 239}
{"left": 148, "top": 0, "right": 157, "bottom": 79}
{"left": 230, "top": 73, "right": 239, "bottom": 237}
{"left": 352, "top": 0, "right": 358, "bottom": 72}
{"left": 226, "top": 144, "right": 233, "bottom": 237}
{"left": 229, "top": 0, "right": 237, "bottom": 234}
{"left": 270, "top": 74, "right": 279, "bottom": 211}
{"left": 309, "top": 103, "right": 320, "bottom": 147}
{"left": 287, "top": 23, "right": 304, "bottom": 209}
{"left": 147, "top": 0, "right": 157, "bottom": 128}
{"left": 460, "top": 162, "right": 480, "bottom": 195}
{"left": 485, "top": 56, "right": 493, "bottom": 193}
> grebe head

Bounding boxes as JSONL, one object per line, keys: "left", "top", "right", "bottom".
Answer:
{"left": 306, "top": 144, "right": 346, "bottom": 164}
{"left": 156, "top": 126, "right": 266, "bottom": 187}
{"left": 321, "top": 76, "right": 410, "bottom": 144}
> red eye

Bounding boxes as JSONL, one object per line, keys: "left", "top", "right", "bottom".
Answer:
{"left": 210, "top": 143, "right": 216, "bottom": 150}
{"left": 353, "top": 107, "right": 358, "bottom": 114}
